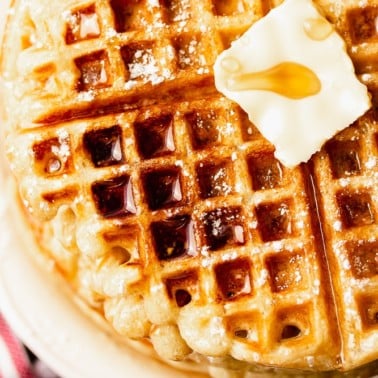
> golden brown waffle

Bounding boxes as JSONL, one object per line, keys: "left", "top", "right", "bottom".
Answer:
{"left": 1, "top": 0, "right": 378, "bottom": 374}
{"left": 307, "top": 0, "right": 378, "bottom": 370}
{"left": 1, "top": 0, "right": 269, "bottom": 129}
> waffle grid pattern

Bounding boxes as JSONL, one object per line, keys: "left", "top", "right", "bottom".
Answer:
{"left": 312, "top": 0, "right": 378, "bottom": 368}
{"left": 6, "top": 0, "right": 269, "bottom": 128}
{"left": 341, "top": 0, "right": 378, "bottom": 94}
{"left": 312, "top": 112, "right": 378, "bottom": 367}
{"left": 9, "top": 92, "right": 337, "bottom": 368}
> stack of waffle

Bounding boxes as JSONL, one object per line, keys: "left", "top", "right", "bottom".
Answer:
{"left": 1, "top": 0, "right": 378, "bottom": 374}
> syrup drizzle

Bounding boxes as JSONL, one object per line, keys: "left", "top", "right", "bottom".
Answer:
{"left": 223, "top": 59, "right": 321, "bottom": 100}
{"left": 304, "top": 17, "right": 333, "bottom": 41}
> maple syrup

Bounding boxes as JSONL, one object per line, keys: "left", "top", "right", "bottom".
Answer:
{"left": 214, "top": 258, "right": 252, "bottom": 300}
{"left": 225, "top": 60, "right": 321, "bottom": 99}
{"left": 304, "top": 17, "right": 333, "bottom": 41}
{"left": 83, "top": 125, "right": 124, "bottom": 167}
{"left": 151, "top": 215, "right": 196, "bottom": 261}
{"left": 91, "top": 175, "right": 136, "bottom": 218}
{"left": 142, "top": 167, "right": 183, "bottom": 210}
{"left": 203, "top": 207, "right": 245, "bottom": 251}
{"left": 134, "top": 114, "right": 175, "bottom": 160}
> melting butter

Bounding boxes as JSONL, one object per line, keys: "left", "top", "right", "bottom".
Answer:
{"left": 213, "top": 0, "right": 371, "bottom": 167}
{"left": 225, "top": 61, "right": 321, "bottom": 99}
{"left": 304, "top": 17, "right": 333, "bottom": 41}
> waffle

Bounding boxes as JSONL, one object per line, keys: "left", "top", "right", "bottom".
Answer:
{"left": 1, "top": 0, "right": 378, "bottom": 374}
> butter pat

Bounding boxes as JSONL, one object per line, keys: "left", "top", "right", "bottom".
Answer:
{"left": 214, "top": 0, "right": 371, "bottom": 167}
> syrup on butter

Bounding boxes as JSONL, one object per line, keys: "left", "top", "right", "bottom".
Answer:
{"left": 224, "top": 61, "right": 321, "bottom": 100}
{"left": 303, "top": 17, "right": 333, "bottom": 40}
{"left": 214, "top": 0, "right": 371, "bottom": 167}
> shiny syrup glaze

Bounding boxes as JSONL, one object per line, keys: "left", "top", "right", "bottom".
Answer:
{"left": 255, "top": 201, "right": 292, "bottom": 242}
{"left": 337, "top": 191, "right": 375, "bottom": 228}
{"left": 75, "top": 50, "right": 110, "bottom": 91}
{"left": 325, "top": 138, "right": 362, "bottom": 178}
{"left": 91, "top": 175, "right": 136, "bottom": 218}
{"left": 151, "top": 215, "right": 196, "bottom": 261}
{"left": 185, "top": 110, "right": 219, "bottom": 150}
{"left": 134, "top": 114, "right": 175, "bottom": 159}
{"left": 203, "top": 206, "right": 245, "bottom": 251}
{"left": 224, "top": 59, "right": 321, "bottom": 99}
{"left": 65, "top": 4, "right": 100, "bottom": 44}
{"left": 346, "top": 240, "right": 378, "bottom": 279}
{"left": 214, "top": 258, "right": 252, "bottom": 300}
{"left": 265, "top": 251, "right": 306, "bottom": 293}
{"left": 247, "top": 151, "right": 283, "bottom": 190}
{"left": 196, "top": 159, "right": 233, "bottom": 199}
{"left": 141, "top": 167, "right": 183, "bottom": 210}
{"left": 303, "top": 16, "right": 333, "bottom": 41}
{"left": 83, "top": 125, "right": 124, "bottom": 167}
{"left": 32, "top": 137, "right": 71, "bottom": 175}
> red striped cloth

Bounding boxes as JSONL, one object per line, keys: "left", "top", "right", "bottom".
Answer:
{"left": 0, "top": 314, "right": 59, "bottom": 378}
